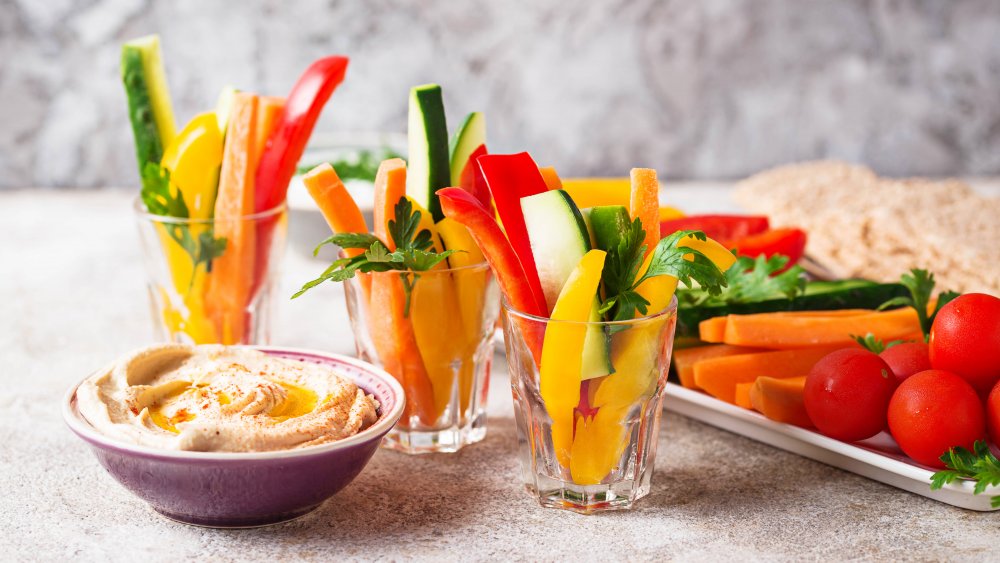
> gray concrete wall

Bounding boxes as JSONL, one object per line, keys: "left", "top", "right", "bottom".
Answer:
{"left": 3, "top": 0, "right": 999, "bottom": 188}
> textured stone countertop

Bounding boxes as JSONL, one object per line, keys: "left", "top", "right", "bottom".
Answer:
{"left": 4, "top": 187, "right": 1000, "bottom": 562}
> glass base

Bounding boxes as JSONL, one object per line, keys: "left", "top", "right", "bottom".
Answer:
{"left": 381, "top": 411, "right": 487, "bottom": 454}
{"left": 526, "top": 475, "right": 652, "bottom": 514}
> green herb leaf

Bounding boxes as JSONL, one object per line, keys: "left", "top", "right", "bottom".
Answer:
{"left": 879, "top": 269, "right": 960, "bottom": 340}
{"left": 140, "top": 162, "right": 227, "bottom": 286}
{"left": 293, "top": 196, "right": 461, "bottom": 315}
{"left": 929, "top": 440, "right": 1000, "bottom": 508}
{"left": 683, "top": 254, "right": 806, "bottom": 307}
{"left": 637, "top": 230, "right": 729, "bottom": 296}
{"left": 312, "top": 232, "right": 383, "bottom": 256}
{"left": 598, "top": 224, "right": 728, "bottom": 322}
{"left": 851, "top": 333, "right": 906, "bottom": 354}
{"left": 295, "top": 147, "right": 404, "bottom": 182}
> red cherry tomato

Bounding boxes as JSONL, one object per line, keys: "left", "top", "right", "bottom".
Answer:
{"left": 880, "top": 342, "right": 931, "bottom": 384}
{"left": 804, "top": 349, "right": 896, "bottom": 442}
{"left": 887, "top": 369, "right": 985, "bottom": 468}
{"left": 929, "top": 293, "right": 1000, "bottom": 394}
{"left": 988, "top": 380, "right": 1000, "bottom": 446}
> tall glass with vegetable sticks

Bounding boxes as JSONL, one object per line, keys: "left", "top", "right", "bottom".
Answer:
{"left": 134, "top": 198, "right": 287, "bottom": 345}
{"left": 342, "top": 263, "right": 499, "bottom": 453}
{"left": 504, "top": 297, "right": 677, "bottom": 513}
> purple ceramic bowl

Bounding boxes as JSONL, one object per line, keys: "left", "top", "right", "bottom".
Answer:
{"left": 62, "top": 346, "right": 405, "bottom": 528}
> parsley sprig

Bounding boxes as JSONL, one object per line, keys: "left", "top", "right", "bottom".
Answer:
{"left": 878, "top": 269, "right": 959, "bottom": 341}
{"left": 292, "top": 197, "right": 459, "bottom": 316}
{"left": 930, "top": 441, "right": 1000, "bottom": 508}
{"left": 680, "top": 254, "right": 806, "bottom": 308}
{"left": 851, "top": 333, "right": 906, "bottom": 354}
{"left": 140, "top": 163, "right": 228, "bottom": 289}
{"left": 598, "top": 220, "right": 728, "bottom": 322}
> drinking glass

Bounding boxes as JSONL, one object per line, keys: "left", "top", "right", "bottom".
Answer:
{"left": 343, "top": 263, "right": 499, "bottom": 453}
{"left": 134, "top": 197, "right": 287, "bottom": 345}
{"left": 502, "top": 297, "right": 677, "bottom": 513}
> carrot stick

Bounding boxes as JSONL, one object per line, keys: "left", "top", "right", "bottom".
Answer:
{"left": 699, "top": 317, "right": 729, "bottom": 343}
{"left": 374, "top": 158, "right": 407, "bottom": 250}
{"left": 750, "top": 376, "right": 813, "bottom": 428}
{"left": 302, "top": 163, "right": 369, "bottom": 255}
{"left": 673, "top": 344, "right": 763, "bottom": 389}
{"left": 303, "top": 162, "right": 371, "bottom": 299}
{"left": 734, "top": 383, "right": 754, "bottom": 409}
{"left": 205, "top": 92, "right": 258, "bottom": 344}
{"left": 722, "top": 307, "right": 920, "bottom": 349}
{"left": 253, "top": 96, "right": 285, "bottom": 163}
{"left": 693, "top": 346, "right": 841, "bottom": 403}
{"left": 629, "top": 168, "right": 660, "bottom": 259}
{"left": 538, "top": 166, "right": 563, "bottom": 191}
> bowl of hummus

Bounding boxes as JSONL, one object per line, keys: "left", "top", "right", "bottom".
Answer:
{"left": 62, "top": 344, "right": 405, "bottom": 527}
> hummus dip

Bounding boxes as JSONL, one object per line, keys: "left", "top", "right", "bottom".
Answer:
{"left": 76, "top": 344, "right": 379, "bottom": 452}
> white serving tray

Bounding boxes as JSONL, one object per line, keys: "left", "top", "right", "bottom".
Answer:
{"left": 664, "top": 383, "right": 999, "bottom": 511}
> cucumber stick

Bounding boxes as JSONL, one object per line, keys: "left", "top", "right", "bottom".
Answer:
{"left": 588, "top": 206, "right": 631, "bottom": 252}
{"left": 449, "top": 112, "right": 485, "bottom": 184}
{"left": 214, "top": 85, "right": 238, "bottom": 137}
{"left": 522, "top": 190, "right": 613, "bottom": 380}
{"left": 407, "top": 84, "right": 450, "bottom": 221}
{"left": 121, "top": 35, "right": 177, "bottom": 172}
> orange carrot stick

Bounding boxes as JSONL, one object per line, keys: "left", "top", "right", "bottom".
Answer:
{"left": 253, "top": 96, "right": 285, "bottom": 163}
{"left": 721, "top": 307, "right": 920, "bottom": 349}
{"left": 673, "top": 344, "right": 763, "bottom": 389}
{"left": 629, "top": 168, "right": 660, "bottom": 259}
{"left": 374, "top": 158, "right": 407, "bottom": 250}
{"left": 538, "top": 166, "right": 563, "bottom": 191}
{"left": 734, "top": 382, "right": 754, "bottom": 409}
{"left": 750, "top": 376, "right": 813, "bottom": 428}
{"left": 699, "top": 317, "right": 729, "bottom": 343}
{"left": 302, "top": 163, "right": 369, "bottom": 254}
{"left": 205, "top": 92, "right": 258, "bottom": 344}
{"left": 693, "top": 346, "right": 841, "bottom": 404}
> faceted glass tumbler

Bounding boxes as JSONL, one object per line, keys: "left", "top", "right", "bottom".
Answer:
{"left": 134, "top": 197, "right": 287, "bottom": 345}
{"left": 502, "top": 297, "right": 677, "bottom": 513}
{"left": 343, "top": 263, "right": 499, "bottom": 454}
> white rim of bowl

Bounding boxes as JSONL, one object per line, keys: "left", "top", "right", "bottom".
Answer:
{"left": 61, "top": 346, "right": 406, "bottom": 461}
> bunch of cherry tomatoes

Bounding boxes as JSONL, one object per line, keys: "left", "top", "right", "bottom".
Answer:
{"left": 803, "top": 293, "right": 1000, "bottom": 467}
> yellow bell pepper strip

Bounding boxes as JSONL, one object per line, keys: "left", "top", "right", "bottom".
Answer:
{"left": 157, "top": 112, "right": 225, "bottom": 343}
{"left": 540, "top": 249, "right": 607, "bottom": 468}
{"left": 410, "top": 270, "right": 467, "bottom": 419}
{"left": 205, "top": 93, "right": 258, "bottom": 344}
{"left": 162, "top": 112, "right": 224, "bottom": 220}
{"left": 570, "top": 403, "right": 631, "bottom": 485}
{"left": 405, "top": 196, "right": 443, "bottom": 253}
{"left": 437, "top": 217, "right": 488, "bottom": 414}
{"left": 680, "top": 235, "right": 737, "bottom": 271}
{"left": 538, "top": 166, "right": 563, "bottom": 191}
{"left": 561, "top": 178, "right": 631, "bottom": 208}
{"left": 629, "top": 168, "right": 660, "bottom": 260}
{"left": 659, "top": 206, "right": 685, "bottom": 221}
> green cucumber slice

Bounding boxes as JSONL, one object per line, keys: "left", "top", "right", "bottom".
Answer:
{"left": 121, "top": 45, "right": 164, "bottom": 174}
{"left": 407, "top": 84, "right": 450, "bottom": 221}
{"left": 588, "top": 205, "right": 632, "bottom": 253}
{"left": 449, "top": 112, "right": 485, "bottom": 185}
{"left": 522, "top": 190, "right": 613, "bottom": 379}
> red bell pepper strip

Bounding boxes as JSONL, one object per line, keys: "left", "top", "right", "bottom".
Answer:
{"left": 254, "top": 56, "right": 349, "bottom": 212}
{"left": 731, "top": 227, "right": 807, "bottom": 268}
{"left": 660, "top": 214, "right": 770, "bottom": 244}
{"left": 459, "top": 144, "right": 491, "bottom": 210}
{"left": 249, "top": 56, "right": 349, "bottom": 302}
{"left": 438, "top": 187, "right": 546, "bottom": 362}
{"left": 476, "top": 152, "right": 548, "bottom": 311}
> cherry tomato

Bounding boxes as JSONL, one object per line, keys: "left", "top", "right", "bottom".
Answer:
{"left": 887, "top": 369, "right": 985, "bottom": 468}
{"left": 880, "top": 342, "right": 931, "bottom": 384}
{"left": 988, "top": 380, "right": 1000, "bottom": 446}
{"left": 804, "top": 349, "right": 896, "bottom": 442}
{"left": 929, "top": 293, "right": 1000, "bottom": 394}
